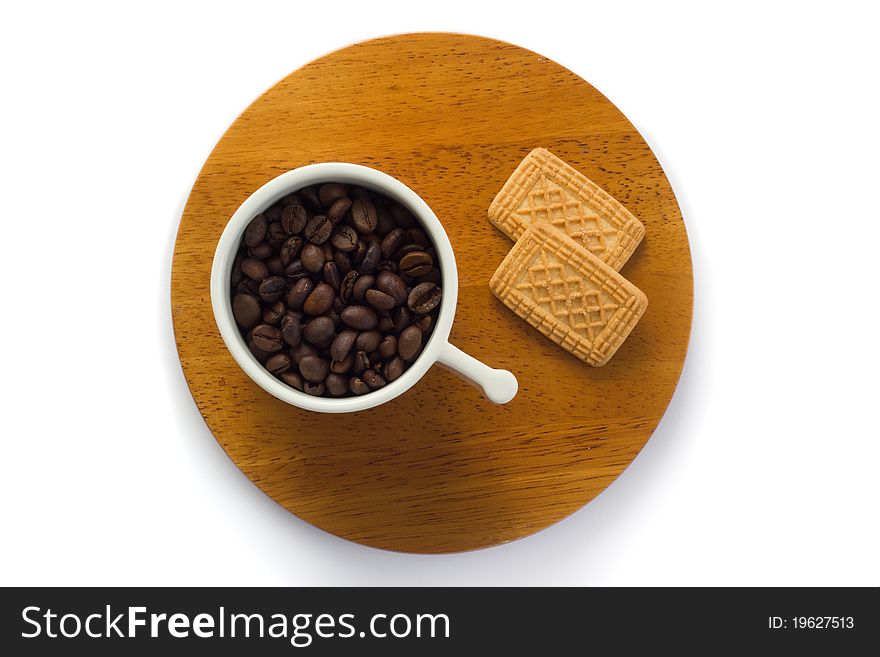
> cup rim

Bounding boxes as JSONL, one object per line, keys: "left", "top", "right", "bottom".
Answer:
{"left": 210, "top": 163, "right": 458, "bottom": 413}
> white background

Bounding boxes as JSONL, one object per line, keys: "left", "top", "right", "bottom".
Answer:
{"left": 1, "top": 1, "right": 877, "bottom": 586}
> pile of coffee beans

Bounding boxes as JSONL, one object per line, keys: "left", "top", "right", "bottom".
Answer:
{"left": 230, "top": 183, "right": 442, "bottom": 397}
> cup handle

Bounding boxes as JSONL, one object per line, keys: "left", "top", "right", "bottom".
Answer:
{"left": 436, "top": 342, "right": 518, "bottom": 404}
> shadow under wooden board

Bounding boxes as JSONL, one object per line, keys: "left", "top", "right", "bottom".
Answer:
{"left": 171, "top": 33, "right": 693, "bottom": 553}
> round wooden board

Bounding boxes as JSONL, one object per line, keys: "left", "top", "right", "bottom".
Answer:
{"left": 171, "top": 33, "right": 693, "bottom": 553}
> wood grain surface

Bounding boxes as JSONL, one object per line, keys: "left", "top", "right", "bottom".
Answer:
{"left": 171, "top": 33, "right": 693, "bottom": 553}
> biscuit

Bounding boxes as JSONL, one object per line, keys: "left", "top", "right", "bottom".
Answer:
{"left": 488, "top": 148, "right": 645, "bottom": 271}
{"left": 490, "top": 221, "right": 647, "bottom": 367}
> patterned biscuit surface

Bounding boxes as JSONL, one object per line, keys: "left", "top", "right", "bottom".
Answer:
{"left": 490, "top": 221, "right": 647, "bottom": 367}
{"left": 489, "top": 148, "right": 645, "bottom": 271}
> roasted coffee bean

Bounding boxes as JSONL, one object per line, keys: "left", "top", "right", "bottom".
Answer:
{"left": 394, "top": 243, "right": 424, "bottom": 260}
{"left": 362, "top": 369, "right": 386, "bottom": 390}
{"left": 378, "top": 335, "right": 397, "bottom": 359}
{"left": 266, "top": 222, "right": 286, "bottom": 246}
{"left": 248, "top": 242, "right": 274, "bottom": 259}
{"left": 355, "top": 330, "right": 382, "bottom": 353}
{"left": 330, "top": 330, "right": 358, "bottom": 362}
{"left": 358, "top": 240, "right": 382, "bottom": 274}
{"left": 390, "top": 204, "right": 416, "bottom": 228}
{"left": 280, "top": 236, "right": 303, "bottom": 265}
{"left": 385, "top": 356, "right": 405, "bottom": 382}
{"left": 258, "top": 276, "right": 287, "bottom": 303}
{"left": 300, "top": 186, "right": 321, "bottom": 211}
{"left": 265, "top": 353, "right": 291, "bottom": 375}
{"left": 286, "top": 278, "right": 314, "bottom": 310}
{"left": 244, "top": 213, "right": 267, "bottom": 247}
{"left": 398, "top": 325, "right": 422, "bottom": 361}
{"left": 406, "top": 228, "right": 431, "bottom": 249}
{"left": 377, "top": 260, "right": 397, "bottom": 273}
{"left": 331, "top": 225, "right": 358, "bottom": 252}
{"left": 304, "top": 215, "right": 332, "bottom": 244}
{"left": 265, "top": 204, "right": 283, "bottom": 222}
{"left": 324, "top": 308, "right": 341, "bottom": 327}
{"left": 378, "top": 314, "right": 395, "bottom": 332}
{"left": 279, "top": 370, "right": 303, "bottom": 390}
{"left": 334, "top": 251, "right": 353, "bottom": 275}
{"left": 303, "top": 316, "right": 336, "bottom": 347}
{"left": 349, "top": 377, "right": 370, "bottom": 395}
{"left": 375, "top": 207, "right": 395, "bottom": 237}
{"left": 237, "top": 278, "right": 260, "bottom": 298}
{"left": 281, "top": 203, "right": 308, "bottom": 234}
{"left": 323, "top": 261, "right": 341, "bottom": 291}
{"left": 365, "top": 288, "right": 396, "bottom": 311}
{"left": 350, "top": 186, "right": 371, "bottom": 202}
{"left": 299, "top": 356, "right": 329, "bottom": 383}
{"left": 266, "top": 256, "right": 284, "bottom": 276}
{"left": 262, "top": 300, "right": 286, "bottom": 325}
{"left": 353, "top": 350, "right": 370, "bottom": 375}
{"left": 341, "top": 305, "right": 378, "bottom": 330}
{"left": 302, "top": 282, "right": 335, "bottom": 316}
{"left": 399, "top": 251, "right": 433, "bottom": 277}
{"left": 303, "top": 381, "right": 326, "bottom": 396}
{"left": 300, "top": 243, "right": 325, "bottom": 273}
{"left": 319, "top": 183, "right": 348, "bottom": 207}
{"left": 281, "top": 313, "right": 302, "bottom": 347}
{"left": 241, "top": 258, "right": 268, "bottom": 282}
{"left": 325, "top": 373, "right": 349, "bottom": 396}
{"left": 251, "top": 324, "right": 284, "bottom": 352}
{"left": 327, "top": 197, "right": 352, "bottom": 222}
{"left": 232, "top": 293, "right": 261, "bottom": 328}
{"left": 231, "top": 256, "right": 244, "bottom": 286}
{"left": 322, "top": 241, "right": 335, "bottom": 262}
{"left": 284, "top": 259, "right": 309, "bottom": 281}
{"left": 352, "top": 240, "right": 367, "bottom": 267}
{"left": 393, "top": 306, "right": 411, "bottom": 333}
{"left": 331, "top": 352, "right": 354, "bottom": 374}
{"left": 290, "top": 342, "right": 318, "bottom": 364}
{"left": 408, "top": 282, "right": 442, "bottom": 314}
{"left": 351, "top": 199, "right": 378, "bottom": 234}
{"left": 248, "top": 340, "right": 272, "bottom": 362}
{"left": 415, "top": 314, "right": 433, "bottom": 333}
{"left": 352, "top": 274, "right": 374, "bottom": 302}
{"left": 375, "top": 271, "right": 408, "bottom": 305}
{"left": 340, "top": 270, "right": 358, "bottom": 303}
{"left": 282, "top": 194, "right": 302, "bottom": 207}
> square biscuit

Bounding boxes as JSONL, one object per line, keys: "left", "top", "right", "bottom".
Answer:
{"left": 489, "top": 148, "right": 645, "bottom": 271}
{"left": 490, "top": 221, "right": 647, "bottom": 367}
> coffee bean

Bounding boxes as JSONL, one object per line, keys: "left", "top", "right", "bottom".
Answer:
{"left": 281, "top": 203, "right": 308, "bottom": 234}
{"left": 355, "top": 330, "right": 382, "bottom": 353}
{"left": 377, "top": 260, "right": 397, "bottom": 273}
{"left": 303, "top": 316, "right": 336, "bottom": 347}
{"left": 304, "top": 215, "right": 332, "bottom": 244}
{"left": 300, "top": 243, "right": 325, "bottom": 273}
{"left": 245, "top": 213, "right": 267, "bottom": 247}
{"left": 399, "top": 251, "right": 433, "bottom": 277}
{"left": 282, "top": 194, "right": 302, "bottom": 207}
{"left": 299, "top": 356, "right": 329, "bottom": 383}
{"left": 262, "top": 300, "right": 286, "bottom": 325}
{"left": 375, "top": 271, "right": 408, "bottom": 305}
{"left": 280, "top": 236, "right": 303, "bottom": 265}
{"left": 300, "top": 186, "right": 321, "bottom": 211}
{"left": 365, "top": 288, "right": 396, "bottom": 311}
{"left": 279, "top": 370, "right": 303, "bottom": 390}
{"left": 303, "top": 381, "right": 326, "bottom": 396}
{"left": 266, "top": 256, "right": 284, "bottom": 276}
{"left": 248, "top": 340, "right": 272, "bottom": 362}
{"left": 379, "top": 335, "right": 397, "bottom": 359}
{"left": 266, "top": 222, "right": 286, "bottom": 247}
{"left": 327, "top": 197, "right": 352, "bottom": 223}
{"left": 351, "top": 199, "right": 378, "bottom": 234}
{"left": 258, "top": 276, "right": 286, "bottom": 302}
{"left": 232, "top": 293, "right": 261, "bottom": 328}
{"left": 380, "top": 227, "right": 405, "bottom": 258}
{"left": 362, "top": 369, "right": 386, "bottom": 390}
{"left": 341, "top": 305, "right": 378, "bottom": 330}
{"left": 319, "top": 183, "right": 348, "bottom": 207}
{"left": 251, "top": 324, "right": 284, "bottom": 352}
{"left": 323, "top": 261, "right": 341, "bottom": 291}
{"left": 331, "top": 352, "right": 354, "bottom": 374}
{"left": 330, "top": 330, "right": 358, "bottom": 362}
{"left": 349, "top": 377, "right": 370, "bottom": 395}
{"left": 352, "top": 274, "right": 374, "bottom": 302}
{"left": 385, "top": 356, "right": 405, "bottom": 381}
{"left": 265, "top": 353, "right": 291, "bottom": 375}
{"left": 281, "top": 313, "right": 302, "bottom": 347}
{"left": 334, "top": 251, "right": 353, "bottom": 275}
{"left": 408, "top": 282, "right": 442, "bottom": 314}
{"left": 284, "top": 259, "right": 309, "bottom": 281}
{"left": 286, "top": 278, "right": 314, "bottom": 310}
{"left": 393, "top": 306, "right": 411, "bottom": 333}
{"left": 375, "top": 207, "right": 395, "bottom": 237}
{"left": 416, "top": 267, "right": 442, "bottom": 285}
{"left": 390, "top": 204, "right": 416, "bottom": 228}
{"left": 338, "top": 270, "right": 358, "bottom": 304}
{"left": 265, "top": 204, "right": 283, "bottom": 222}
{"left": 325, "top": 373, "right": 349, "bottom": 396}
{"left": 322, "top": 241, "right": 335, "bottom": 262}
{"left": 415, "top": 314, "right": 433, "bottom": 333}
{"left": 290, "top": 342, "right": 317, "bottom": 364}
{"left": 248, "top": 242, "right": 274, "bottom": 259}
{"left": 303, "top": 282, "right": 335, "bottom": 315}
{"left": 406, "top": 228, "right": 431, "bottom": 249}
{"left": 378, "top": 314, "right": 395, "bottom": 332}
{"left": 331, "top": 225, "right": 358, "bottom": 252}
{"left": 353, "top": 350, "right": 370, "bottom": 375}
{"left": 237, "top": 278, "right": 260, "bottom": 298}
{"left": 352, "top": 240, "right": 367, "bottom": 267}
{"left": 241, "top": 258, "right": 268, "bottom": 282}
{"left": 359, "top": 240, "right": 382, "bottom": 274}
{"left": 398, "top": 325, "right": 422, "bottom": 361}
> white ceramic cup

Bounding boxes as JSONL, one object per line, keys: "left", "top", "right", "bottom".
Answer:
{"left": 210, "top": 163, "right": 518, "bottom": 413}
